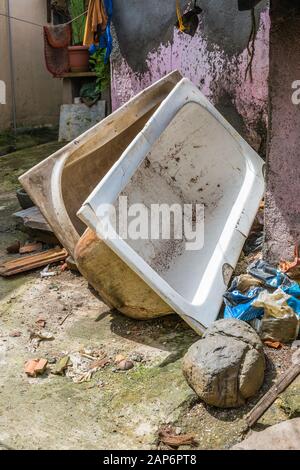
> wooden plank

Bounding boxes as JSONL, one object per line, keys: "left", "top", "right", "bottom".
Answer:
{"left": 14, "top": 206, "right": 53, "bottom": 233}
{"left": 247, "top": 360, "right": 300, "bottom": 428}
{"left": 0, "top": 248, "right": 68, "bottom": 277}
{"left": 61, "top": 72, "right": 97, "bottom": 78}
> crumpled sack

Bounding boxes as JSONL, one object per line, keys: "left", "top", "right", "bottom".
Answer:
{"left": 253, "top": 288, "right": 300, "bottom": 318}
{"left": 223, "top": 273, "right": 265, "bottom": 321}
{"left": 224, "top": 260, "right": 300, "bottom": 341}
{"left": 252, "top": 289, "right": 300, "bottom": 342}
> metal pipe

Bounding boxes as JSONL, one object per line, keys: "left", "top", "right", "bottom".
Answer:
{"left": 7, "top": 0, "right": 17, "bottom": 139}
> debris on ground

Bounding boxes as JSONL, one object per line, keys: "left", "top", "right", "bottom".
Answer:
{"left": 40, "top": 264, "right": 57, "bottom": 278}
{"left": 51, "top": 355, "right": 70, "bottom": 376}
{"left": 242, "top": 201, "right": 264, "bottom": 256}
{"left": 246, "top": 349, "right": 300, "bottom": 427}
{"left": 29, "top": 330, "right": 54, "bottom": 350}
{"left": 35, "top": 318, "right": 47, "bottom": 328}
{"left": 116, "top": 359, "right": 134, "bottom": 371}
{"left": 89, "top": 357, "right": 110, "bottom": 370}
{"left": 0, "top": 247, "right": 68, "bottom": 277}
{"left": 232, "top": 418, "right": 300, "bottom": 450}
{"left": 24, "top": 358, "right": 48, "bottom": 377}
{"left": 182, "top": 319, "right": 265, "bottom": 408}
{"left": 9, "top": 331, "right": 22, "bottom": 338}
{"left": 292, "top": 340, "right": 300, "bottom": 350}
{"left": 280, "top": 246, "right": 300, "bottom": 279}
{"left": 59, "top": 312, "right": 72, "bottom": 325}
{"left": 224, "top": 259, "right": 300, "bottom": 343}
{"left": 19, "top": 242, "right": 43, "bottom": 255}
{"left": 6, "top": 240, "right": 21, "bottom": 254}
{"left": 264, "top": 340, "right": 282, "bottom": 349}
{"left": 130, "top": 352, "right": 144, "bottom": 363}
{"left": 60, "top": 262, "right": 68, "bottom": 272}
{"left": 158, "top": 426, "right": 198, "bottom": 449}
{"left": 243, "top": 232, "right": 264, "bottom": 256}
{"left": 13, "top": 205, "right": 52, "bottom": 233}
{"left": 253, "top": 289, "right": 299, "bottom": 342}
{"left": 66, "top": 256, "right": 79, "bottom": 272}
{"left": 114, "top": 354, "right": 126, "bottom": 364}
{"left": 65, "top": 349, "right": 111, "bottom": 384}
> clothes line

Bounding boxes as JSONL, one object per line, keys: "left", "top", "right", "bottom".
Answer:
{"left": 0, "top": 9, "right": 88, "bottom": 29}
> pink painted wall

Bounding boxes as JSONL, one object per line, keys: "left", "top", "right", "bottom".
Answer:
{"left": 111, "top": 9, "right": 269, "bottom": 152}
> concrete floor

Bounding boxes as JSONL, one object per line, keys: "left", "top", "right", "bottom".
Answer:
{"left": 0, "top": 143, "right": 298, "bottom": 450}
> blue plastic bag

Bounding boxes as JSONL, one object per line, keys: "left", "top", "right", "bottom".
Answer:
{"left": 224, "top": 259, "right": 300, "bottom": 321}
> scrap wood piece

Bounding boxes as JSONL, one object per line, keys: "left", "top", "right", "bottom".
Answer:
{"left": 264, "top": 340, "right": 283, "bottom": 349}
{"left": 59, "top": 312, "right": 72, "bottom": 325}
{"left": 19, "top": 242, "right": 43, "bottom": 254}
{"left": 88, "top": 356, "right": 110, "bottom": 370}
{"left": 0, "top": 247, "right": 68, "bottom": 277}
{"left": 247, "top": 358, "right": 300, "bottom": 428}
{"left": 13, "top": 206, "right": 53, "bottom": 233}
{"left": 158, "top": 429, "right": 198, "bottom": 448}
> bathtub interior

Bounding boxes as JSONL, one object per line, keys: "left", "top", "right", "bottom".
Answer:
{"left": 112, "top": 102, "right": 248, "bottom": 305}
{"left": 60, "top": 74, "right": 182, "bottom": 237}
{"left": 61, "top": 108, "right": 157, "bottom": 235}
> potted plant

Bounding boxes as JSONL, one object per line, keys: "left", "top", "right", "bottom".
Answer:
{"left": 79, "top": 48, "right": 110, "bottom": 106}
{"left": 68, "top": 0, "right": 89, "bottom": 72}
{"left": 89, "top": 48, "right": 110, "bottom": 90}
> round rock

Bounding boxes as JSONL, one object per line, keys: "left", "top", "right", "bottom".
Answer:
{"left": 182, "top": 319, "right": 265, "bottom": 408}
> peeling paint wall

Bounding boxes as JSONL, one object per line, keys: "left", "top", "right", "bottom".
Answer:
{"left": 111, "top": 0, "right": 269, "bottom": 153}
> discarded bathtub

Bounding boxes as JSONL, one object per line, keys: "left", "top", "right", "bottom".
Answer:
{"left": 20, "top": 71, "right": 181, "bottom": 257}
{"left": 78, "top": 78, "right": 265, "bottom": 334}
{"left": 20, "top": 72, "right": 181, "bottom": 319}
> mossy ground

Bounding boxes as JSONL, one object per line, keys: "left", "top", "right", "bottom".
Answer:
{"left": 0, "top": 127, "right": 58, "bottom": 157}
{"left": 0, "top": 141, "right": 64, "bottom": 300}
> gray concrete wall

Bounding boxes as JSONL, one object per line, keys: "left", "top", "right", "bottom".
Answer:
{"left": 0, "top": 0, "right": 63, "bottom": 131}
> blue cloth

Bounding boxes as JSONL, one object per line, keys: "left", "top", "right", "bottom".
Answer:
{"left": 89, "top": 0, "right": 113, "bottom": 63}
{"left": 224, "top": 259, "right": 300, "bottom": 321}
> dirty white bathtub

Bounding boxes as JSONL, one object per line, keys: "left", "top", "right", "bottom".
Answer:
{"left": 78, "top": 78, "right": 265, "bottom": 334}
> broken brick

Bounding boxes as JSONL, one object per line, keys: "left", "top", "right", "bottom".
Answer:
{"left": 25, "top": 358, "right": 48, "bottom": 377}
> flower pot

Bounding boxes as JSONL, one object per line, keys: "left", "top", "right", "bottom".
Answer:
{"left": 16, "top": 188, "right": 34, "bottom": 209}
{"left": 68, "top": 45, "right": 89, "bottom": 73}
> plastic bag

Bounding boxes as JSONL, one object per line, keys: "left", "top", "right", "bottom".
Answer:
{"left": 224, "top": 260, "right": 300, "bottom": 341}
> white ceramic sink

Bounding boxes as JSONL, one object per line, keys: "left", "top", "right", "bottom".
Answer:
{"left": 78, "top": 78, "right": 265, "bottom": 334}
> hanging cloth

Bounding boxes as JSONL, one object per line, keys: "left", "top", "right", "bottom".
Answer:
{"left": 175, "top": 0, "right": 202, "bottom": 37}
{"left": 88, "top": 0, "right": 113, "bottom": 64}
{"left": 83, "top": 0, "right": 108, "bottom": 47}
{"left": 43, "top": 24, "right": 71, "bottom": 77}
{"left": 99, "top": 0, "right": 113, "bottom": 63}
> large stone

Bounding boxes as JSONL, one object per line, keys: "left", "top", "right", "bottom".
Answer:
{"left": 232, "top": 418, "right": 300, "bottom": 450}
{"left": 182, "top": 319, "right": 265, "bottom": 408}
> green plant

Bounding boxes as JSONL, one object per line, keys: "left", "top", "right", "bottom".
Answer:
{"left": 69, "top": 0, "right": 86, "bottom": 45}
{"left": 79, "top": 82, "right": 101, "bottom": 104}
{"left": 89, "top": 49, "right": 110, "bottom": 92}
